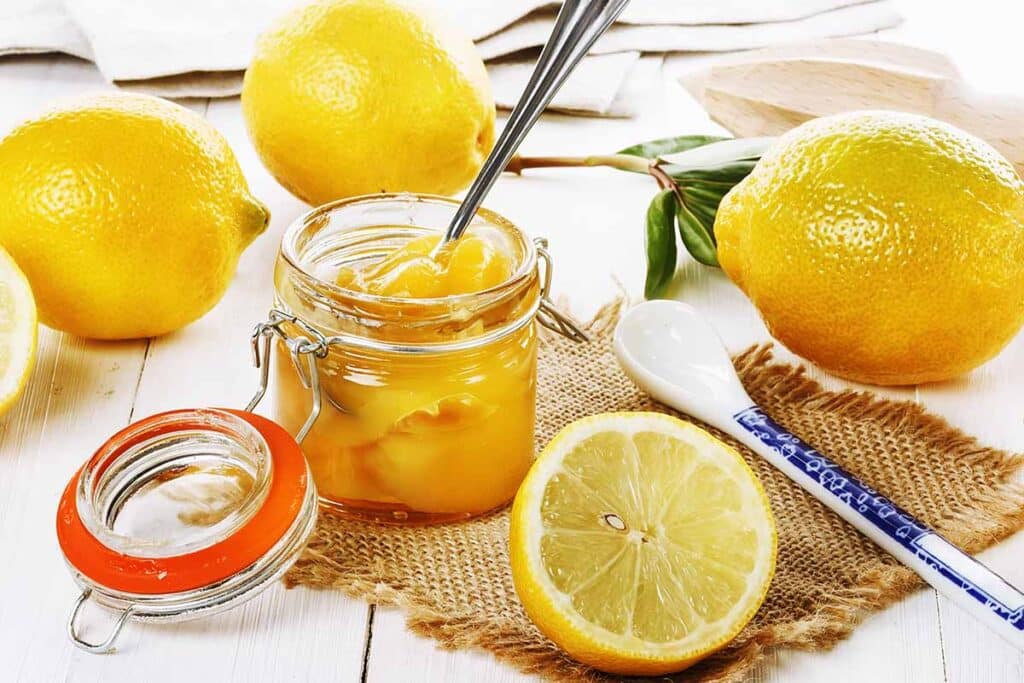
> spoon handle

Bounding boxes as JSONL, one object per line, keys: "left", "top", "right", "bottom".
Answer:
{"left": 440, "top": 0, "right": 630, "bottom": 245}
{"left": 730, "top": 405, "right": 1024, "bottom": 650}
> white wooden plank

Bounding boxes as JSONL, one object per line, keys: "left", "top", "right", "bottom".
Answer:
{"left": 0, "top": 55, "right": 106, "bottom": 131}
{"left": 369, "top": 607, "right": 537, "bottom": 683}
{"left": 0, "top": 54, "right": 368, "bottom": 681}
{"left": 936, "top": 542, "right": 1024, "bottom": 683}
{"left": 681, "top": 242, "right": 946, "bottom": 683}
{"left": 0, "top": 54, "right": 151, "bottom": 683}
{"left": 757, "top": 591, "right": 946, "bottom": 682}
{"left": 97, "top": 95, "right": 369, "bottom": 680}
{"left": 914, "top": 332, "right": 1024, "bottom": 682}
{"left": 0, "top": 331, "right": 148, "bottom": 682}
{"left": 883, "top": 1, "right": 1024, "bottom": 678}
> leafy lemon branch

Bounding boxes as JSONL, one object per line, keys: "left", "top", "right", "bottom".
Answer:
{"left": 507, "top": 135, "right": 775, "bottom": 298}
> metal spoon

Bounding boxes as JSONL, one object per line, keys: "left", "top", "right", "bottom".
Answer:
{"left": 614, "top": 299, "right": 1024, "bottom": 650}
{"left": 438, "top": 0, "right": 631, "bottom": 248}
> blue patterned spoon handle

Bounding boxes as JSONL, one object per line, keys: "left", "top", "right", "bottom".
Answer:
{"left": 733, "top": 405, "right": 1024, "bottom": 649}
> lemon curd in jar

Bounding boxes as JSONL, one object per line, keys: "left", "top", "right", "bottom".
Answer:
{"left": 273, "top": 195, "right": 540, "bottom": 523}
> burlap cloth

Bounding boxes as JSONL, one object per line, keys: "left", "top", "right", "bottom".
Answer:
{"left": 285, "top": 301, "right": 1024, "bottom": 682}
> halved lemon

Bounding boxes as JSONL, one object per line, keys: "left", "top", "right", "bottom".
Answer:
{"left": 510, "top": 412, "right": 776, "bottom": 676}
{"left": 0, "top": 247, "right": 37, "bottom": 416}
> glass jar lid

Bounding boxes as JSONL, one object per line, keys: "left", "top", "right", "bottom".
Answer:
{"left": 57, "top": 408, "right": 317, "bottom": 653}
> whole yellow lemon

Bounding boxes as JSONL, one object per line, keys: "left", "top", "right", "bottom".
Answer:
{"left": 0, "top": 93, "right": 269, "bottom": 340}
{"left": 241, "top": 0, "right": 495, "bottom": 205}
{"left": 716, "top": 111, "right": 1024, "bottom": 385}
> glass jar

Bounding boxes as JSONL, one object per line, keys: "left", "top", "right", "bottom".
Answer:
{"left": 272, "top": 193, "right": 579, "bottom": 523}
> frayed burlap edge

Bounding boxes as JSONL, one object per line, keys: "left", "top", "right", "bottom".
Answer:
{"left": 285, "top": 300, "right": 1024, "bottom": 682}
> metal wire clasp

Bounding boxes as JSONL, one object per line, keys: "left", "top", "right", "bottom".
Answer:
{"left": 534, "top": 237, "right": 588, "bottom": 343}
{"left": 67, "top": 589, "right": 134, "bottom": 654}
{"left": 246, "top": 309, "right": 333, "bottom": 443}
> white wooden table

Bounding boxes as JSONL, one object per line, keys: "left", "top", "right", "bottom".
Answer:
{"left": 1, "top": 1, "right": 1022, "bottom": 681}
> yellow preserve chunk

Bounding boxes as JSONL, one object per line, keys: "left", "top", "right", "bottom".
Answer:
{"left": 335, "top": 230, "right": 516, "bottom": 298}
{"left": 276, "top": 224, "right": 536, "bottom": 521}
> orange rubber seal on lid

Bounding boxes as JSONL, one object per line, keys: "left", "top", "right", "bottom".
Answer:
{"left": 56, "top": 409, "right": 309, "bottom": 595}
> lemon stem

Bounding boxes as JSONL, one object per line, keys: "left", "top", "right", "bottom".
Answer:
{"left": 506, "top": 153, "right": 652, "bottom": 175}
{"left": 646, "top": 162, "right": 677, "bottom": 192}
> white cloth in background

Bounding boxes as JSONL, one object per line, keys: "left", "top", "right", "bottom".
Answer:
{"left": 489, "top": 51, "right": 641, "bottom": 117}
{"left": 437, "top": 0, "right": 547, "bottom": 40}
{"left": 0, "top": 0, "right": 89, "bottom": 58}
{"left": 0, "top": 0, "right": 901, "bottom": 116}
{"left": 617, "top": 0, "right": 876, "bottom": 24}
{"left": 425, "top": 0, "right": 883, "bottom": 32}
{"left": 63, "top": 0, "right": 288, "bottom": 80}
{"left": 477, "top": 1, "right": 901, "bottom": 60}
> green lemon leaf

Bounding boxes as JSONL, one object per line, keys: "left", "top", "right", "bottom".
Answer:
{"left": 681, "top": 194, "right": 719, "bottom": 228}
{"left": 680, "top": 184, "right": 730, "bottom": 205}
{"left": 668, "top": 160, "right": 758, "bottom": 187}
{"left": 680, "top": 185, "right": 728, "bottom": 226}
{"left": 676, "top": 198, "right": 719, "bottom": 267}
{"left": 660, "top": 137, "right": 775, "bottom": 168}
{"left": 644, "top": 189, "right": 678, "bottom": 299}
{"left": 618, "top": 135, "right": 728, "bottom": 160}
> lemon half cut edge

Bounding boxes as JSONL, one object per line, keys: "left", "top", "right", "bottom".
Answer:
{"left": 510, "top": 412, "right": 777, "bottom": 675}
{"left": 0, "top": 247, "right": 36, "bottom": 416}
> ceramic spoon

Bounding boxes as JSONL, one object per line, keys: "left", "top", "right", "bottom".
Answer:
{"left": 613, "top": 299, "right": 1024, "bottom": 649}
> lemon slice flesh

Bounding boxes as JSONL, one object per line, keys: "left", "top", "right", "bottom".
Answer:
{"left": 510, "top": 412, "right": 776, "bottom": 676}
{"left": 0, "top": 248, "right": 37, "bottom": 415}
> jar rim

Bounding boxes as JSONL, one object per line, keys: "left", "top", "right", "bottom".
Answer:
{"left": 280, "top": 192, "right": 538, "bottom": 309}
{"left": 75, "top": 408, "right": 273, "bottom": 559}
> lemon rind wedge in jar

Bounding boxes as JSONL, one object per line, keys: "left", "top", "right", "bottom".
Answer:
{"left": 510, "top": 412, "right": 776, "bottom": 676}
{"left": 334, "top": 231, "right": 516, "bottom": 299}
